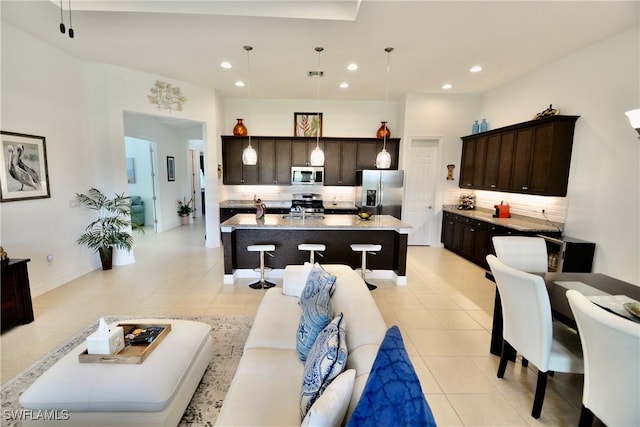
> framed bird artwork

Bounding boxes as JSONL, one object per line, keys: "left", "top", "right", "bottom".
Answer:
{"left": 0, "top": 131, "right": 51, "bottom": 202}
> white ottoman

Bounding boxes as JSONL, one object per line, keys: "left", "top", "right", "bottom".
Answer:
{"left": 19, "top": 318, "right": 213, "bottom": 426}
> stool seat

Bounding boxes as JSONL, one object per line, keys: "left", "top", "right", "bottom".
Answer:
{"left": 350, "top": 244, "right": 381, "bottom": 291}
{"left": 247, "top": 244, "right": 276, "bottom": 289}
{"left": 350, "top": 244, "right": 382, "bottom": 252}
{"left": 298, "top": 243, "right": 325, "bottom": 264}
{"left": 248, "top": 244, "right": 276, "bottom": 252}
{"left": 298, "top": 244, "right": 326, "bottom": 251}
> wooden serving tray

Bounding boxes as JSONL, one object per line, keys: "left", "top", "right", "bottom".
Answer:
{"left": 79, "top": 323, "right": 171, "bottom": 364}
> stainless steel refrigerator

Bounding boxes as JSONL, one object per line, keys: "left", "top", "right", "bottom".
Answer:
{"left": 355, "top": 170, "right": 404, "bottom": 219}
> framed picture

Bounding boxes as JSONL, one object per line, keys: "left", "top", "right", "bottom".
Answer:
{"left": 167, "top": 156, "right": 175, "bottom": 181}
{"left": 294, "top": 112, "right": 323, "bottom": 137}
{"left": 126, "top": 157, "right": 136, "bottom": 183}
{"left": 0, "top": 131, "right": 51, "bottom": 202}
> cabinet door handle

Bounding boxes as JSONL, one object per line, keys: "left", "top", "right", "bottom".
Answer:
{"left": 522, "top": 186, "right": 528, "bottom": 190}
{"left": 470, "top": 228, "right": 475, "bottom": 232}
{"left": 490, "top": 184, "right": 496, "bottom": 188}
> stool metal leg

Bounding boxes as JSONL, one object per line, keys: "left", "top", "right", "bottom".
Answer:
{"left": 360, "top": 251, "right": 377, "bottom": 291}
{"left": 249, "top": 251, "right": 276, "bottom": 290}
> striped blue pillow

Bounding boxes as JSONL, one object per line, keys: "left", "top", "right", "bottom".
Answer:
{"left": 297, "top": 288, "right": 333, "bottom": 361}
{"left": 299, "top": 263, "right": 336, "bottom": 307}
{"left": 300, "top": 313, "right": 347, "bottom": 419}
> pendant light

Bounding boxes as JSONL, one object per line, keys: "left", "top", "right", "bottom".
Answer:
{"left": 376, "top": 47, "right": 394, "bottom": 169}
{"left": 241, "top": 45, "right": 257, "bottom": 165}
{"left": 309, "top": 47, "right": 325, "bottom": 167}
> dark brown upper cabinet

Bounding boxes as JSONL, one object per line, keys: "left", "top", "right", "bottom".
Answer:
{"left": 459, "top": 115, "right": 578, "bottom": 196}
{"left": 221, "top": 136, "right": 400, "bottom": 186}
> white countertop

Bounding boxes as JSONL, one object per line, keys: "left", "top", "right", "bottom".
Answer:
{"left": 443, "top": 206, "right": 563, "bottom": 233}
{"left": 220, "top": 214, "right": 412, "bottom": 233}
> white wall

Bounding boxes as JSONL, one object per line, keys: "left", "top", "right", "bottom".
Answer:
{"left": 1, "top": 23, "right": 98, "bottom": 296}
{"left": 1, "top": 22, "right": 222, "bottom": 297}
{"left": 223, "top": 99, "right": 399, "bottom": 138}
{"left": 480, "top": 26, "right": 639, "bottom": 284}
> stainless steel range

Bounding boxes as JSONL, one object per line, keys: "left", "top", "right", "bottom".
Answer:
{"left": 290, "top": 193, "right": 325, "bottom": 219}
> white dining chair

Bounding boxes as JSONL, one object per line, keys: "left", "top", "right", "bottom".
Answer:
{"left": 486, "top": 255, "right": 583, "bottom": 419}
{"left": 566, "top": 290, "right": 640, "bottom": 427}
{"left": 491, "top": 235, "right": 549, "bottom": 368}
{"left": 492, "top": 236, "right": 548, "bottom": 273}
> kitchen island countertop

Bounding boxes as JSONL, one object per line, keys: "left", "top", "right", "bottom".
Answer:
{"left": 220, "top": 214, "right": 412, "bottom": 233}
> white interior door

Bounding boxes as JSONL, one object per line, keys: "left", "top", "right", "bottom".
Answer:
{"left": 405, "top": 138, "right": 439, "bottom": 245}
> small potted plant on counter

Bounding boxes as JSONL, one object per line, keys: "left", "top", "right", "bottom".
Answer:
{"left": 76, "top": 188, "right": 134, "bottom": 270}
{"left": 177, "top": 197, "right": 194, "bottom": 225}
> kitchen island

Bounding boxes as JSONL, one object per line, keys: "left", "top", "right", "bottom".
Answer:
{"left": 220, "top": 214, "right": 412, "bottom": 285}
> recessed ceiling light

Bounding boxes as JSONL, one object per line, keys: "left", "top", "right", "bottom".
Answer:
{"left": 442, "top": 83, "right": 453, "bottom": 90}
{"left": 220, "top": 61, "right": 232, "bottom": 69}
{"left": 340, "top": 82, "right": 349, "bottom": 89}
{"left": 347, "top": 63, "right": 358, "bottom": 71}
{"left": 470, "top": 65, "right": 483, "bottom": 73}
{"left": 235, "top": 81, "right": 245, "bottom": 87}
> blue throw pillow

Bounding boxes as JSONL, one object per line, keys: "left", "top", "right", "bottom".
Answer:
{"left": 297, "top": 288, "right": 333, "bottom": 361}
{"left": 300, "top": 313, "right": 347, "bottom": 420}
{"left": 346, "top": 326, "right": 437, "bottom": 427}
{"left": 299, "top": 263, "right": 337, "bottom": 307}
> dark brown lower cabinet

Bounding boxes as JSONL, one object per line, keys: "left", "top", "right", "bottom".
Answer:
{"left": 1, "top": 258, "right": 34, "bottom": 333}
{"left": 441, "top": 212, "right": 552, "bottom": 269}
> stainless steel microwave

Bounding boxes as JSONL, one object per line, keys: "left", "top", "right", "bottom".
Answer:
{"left": 291, "top": 166, "right": 324, "bottom": 185}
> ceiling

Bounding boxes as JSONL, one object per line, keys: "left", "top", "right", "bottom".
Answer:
{"left": 2, "top": 1, "right": 638, "bottom": 101}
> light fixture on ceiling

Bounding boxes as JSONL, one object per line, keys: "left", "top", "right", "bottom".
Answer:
{"left": 241, "top": 45, "right": 257, "bottom": 165}
{"left": 58, "top": 0, "right": 75, "bottom": 38}
{"left": 376, "top": 47, "right": 394, "bottom": 169}
{"left": 470, "top": 65, "right": 482, "bottom": 73}
{"left": 309, "top": 47, "right": 325, "bottom": 167}
{"left": 148, "top": 80, "right": 187, "bottom": 112}
{"left": 625, "top": 109, "right": 640, "bottom": 139}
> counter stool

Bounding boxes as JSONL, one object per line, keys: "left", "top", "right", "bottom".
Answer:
{"left": 298, "top": 243, "right": 325, "bottom": 264}
{"left": 350, "top": 244, "right": 381, "bottom": 291}
{"left": 247, "top": 244, "right": 276, "bottom": 289}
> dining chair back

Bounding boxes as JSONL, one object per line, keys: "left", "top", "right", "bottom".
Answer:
{"left": 566, "top": 289, "right": 640, "bottom": 427}
{"left": 486, "top": 255, "right": 583, "bottom": 419}
{"left": 492, "top": 236, "right": 548, "bottom": 273}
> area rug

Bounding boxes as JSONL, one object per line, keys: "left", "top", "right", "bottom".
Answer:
{"left": 0, "top": 315, "right": 253, "bottom": 427}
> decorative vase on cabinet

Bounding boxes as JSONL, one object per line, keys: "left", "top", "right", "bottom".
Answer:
{"left": 376, "top": 121, "right": 391, "bottom": 139}
{"left": 233, "top": 119, "right": 247, "bottom": 136}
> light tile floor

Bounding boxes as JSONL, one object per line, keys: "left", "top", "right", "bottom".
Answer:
{"left": 1, "top": 219, "right": 592, "bottom": 426}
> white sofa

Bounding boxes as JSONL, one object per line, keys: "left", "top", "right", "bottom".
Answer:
{"left": 216, "top": 264, "right": 388, "bottom": 426}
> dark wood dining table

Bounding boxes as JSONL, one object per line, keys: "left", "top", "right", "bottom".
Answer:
{"left": 488, "top": 271, "right": 640, "bottom": 356}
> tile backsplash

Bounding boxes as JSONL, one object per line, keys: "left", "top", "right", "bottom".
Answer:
{"left": 444, "top": 188, "right": 567, "bottom": 224}
{"left": 220, "top": 185, "right": 356, "bottom": 204}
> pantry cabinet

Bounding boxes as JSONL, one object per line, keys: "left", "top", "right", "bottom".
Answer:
{"left": 459, "top": 115, "right": 578, "bottom": 196}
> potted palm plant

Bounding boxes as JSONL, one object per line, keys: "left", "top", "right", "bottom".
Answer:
{"left": 76, "top": 188, "right": 134, "bottom": 270}
{"left": 177, "top": 197, "right": 194, "bottom": 225}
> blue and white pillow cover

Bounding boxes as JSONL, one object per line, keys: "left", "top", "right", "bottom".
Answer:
{"left": 346, "top": 326, "right": 436, "bottom": 427}
{"left": 300, "top": 312, "right": 348, "bottom": 419}
{"left": 296, "top": 288, "right": 333, "bottom": 361}
{"left": 299, "top": 263, "right": 337, "bottom": 307}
